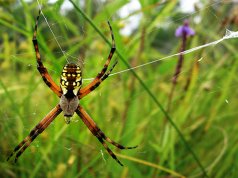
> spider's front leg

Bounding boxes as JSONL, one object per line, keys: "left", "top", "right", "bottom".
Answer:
{"left": 78, "top": 21, "right": 117, "bottom": 99}
{"left": 32, "top": 10, "right": 62, "bottom": 97}
{"left": 7, "top": 105, "right": 62, "bottom": 162}
{"left": 79, "top": 60, "right": 118, "bottom": 99}
{"left": 76, "top": 105, "right": 137, "bottom": 166}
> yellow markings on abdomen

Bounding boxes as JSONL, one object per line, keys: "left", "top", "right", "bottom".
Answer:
{"left": 60, "top": 63, "right": 82, "bottom": 95}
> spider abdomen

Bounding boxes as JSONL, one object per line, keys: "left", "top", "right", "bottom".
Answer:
{"left": 59, "top": 94, "right": 79, "bottom": 120}
{"left": 60, "top": 63, "right": 82, "bottom": 96}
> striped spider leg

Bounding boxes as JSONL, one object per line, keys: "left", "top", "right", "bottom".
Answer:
{"left": 7, "top": 105, "right": 62, "bottom": 162}
{"left": 78, "top": 21, "right": 117, "bottom": 99}
{"left": 7, "top": 10, "right": 137, "bottom": 166}
{"left": 76, "top": 106, "right": 137, "bottom": 166}
{"left": 32, "top": 10, "right": 62, "bottom": 97}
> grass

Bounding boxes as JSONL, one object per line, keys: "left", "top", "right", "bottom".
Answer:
{"left": 1, "top": 0, "right": 238, "bottom": 177}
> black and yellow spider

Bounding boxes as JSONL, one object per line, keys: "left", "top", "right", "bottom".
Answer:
{"left": 7, "top": 11, "right": 137, "bottom": 166}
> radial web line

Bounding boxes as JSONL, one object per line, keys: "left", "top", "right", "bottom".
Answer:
{"left": 36, "top": 0, "right": 69, "bottom": 63}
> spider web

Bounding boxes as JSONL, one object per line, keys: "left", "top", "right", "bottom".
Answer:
{"left": 36, "top": 0, "right": 238, "bottom": 81}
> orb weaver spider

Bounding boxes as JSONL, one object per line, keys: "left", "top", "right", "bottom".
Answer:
{"left": 7, "top": 11, "right": 137, "bottom": 166}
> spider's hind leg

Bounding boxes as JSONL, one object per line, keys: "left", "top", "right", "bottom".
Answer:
{"left": 97, "top": 129, "right": 138, "bottom": 150}
{"left": 95, "top": 129, "right": 137, "bottom": 166}
{"left": 7, "top": 105, "right": 62, "bottom": 162}
{"left": 76, "top": 106, "right": 137, "bottom": 166}
{"left": 97, "top": 136, "right": 123, "bottom": 166}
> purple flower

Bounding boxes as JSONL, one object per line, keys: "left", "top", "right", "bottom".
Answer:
{"left": 175, "top": 20, "right": 195, "bottom": 37}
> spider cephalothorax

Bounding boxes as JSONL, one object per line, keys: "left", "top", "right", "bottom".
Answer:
{"left": 7, "top": 10, "right": 137, "bottom": 166}
{"left": 60, "top": 63, "right": 82, "bottom": 122}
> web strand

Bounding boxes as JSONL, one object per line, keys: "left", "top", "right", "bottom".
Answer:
{"left": 85, "top": 29, "right": 237, "bottom": 81}
{"left": 36, "top": 0, "right": 238, "bottom": 82}
{"left": 36, "top": 0, "right": 70, "bottom": 63}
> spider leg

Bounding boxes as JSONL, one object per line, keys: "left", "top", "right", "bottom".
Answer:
{"left": 78, "top": 60, "right": 118, "bottom": 99}
{"left": 78, "top": 21, "right": 116, "bottom": 99}
{"left": 32, "top": 10, "right": 62, "bottom": 97}
{"left": 7, "top": 104, "right": 62, "bottom": 162}
{"left": 97, "top": 21, "right": 116, "bottom": 78}
{"left": 97, "top": 137, "right": 123, "bottom": 166}
{"left": 97, "top": 129, "right": 137, "bottom": 150}
{"left": 76, "top": 105, "right": 137, "bottom": 166}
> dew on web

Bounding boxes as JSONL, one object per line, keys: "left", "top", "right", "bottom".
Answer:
{"left": 64, "top": 146, "right": 72, "bottom": 151}
{"left": 225, "top": 99, "right": 229, "bottom": 104}
{"left": 71, "top": 117, "right": 79, "bottom": 123}
{"left": 197, "top": 57, "right": 203, "bottom": 62}
{"left": 100, "top": 149, "right": 106, "bottom": 163}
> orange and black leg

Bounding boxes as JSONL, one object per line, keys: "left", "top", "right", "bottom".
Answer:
{"left": 76, "top": 105, "right": 137, "bottom": 166}
{"left": 7, "top": 105, "right": 62, "bottom": 162}
{"left": 78, "top": 60, "right": 118, "bottom": 99}
{"left": 32, "top": 10, "right": 62, "bottom": 97}
{"left": 78, "top": 21, "right": 116, "bottom": 99}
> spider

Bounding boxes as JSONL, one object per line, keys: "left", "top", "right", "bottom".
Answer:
{"left": 7, "top": 11, "right": 137, "bottom": 166}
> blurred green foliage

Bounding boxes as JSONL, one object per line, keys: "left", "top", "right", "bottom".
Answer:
{"left": 1, "top": 0, "right": 238, "bottom": 177}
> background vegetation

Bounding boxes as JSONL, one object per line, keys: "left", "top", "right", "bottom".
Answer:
{"left": 1, "top": 0, "right": 238, "bottom": 177}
